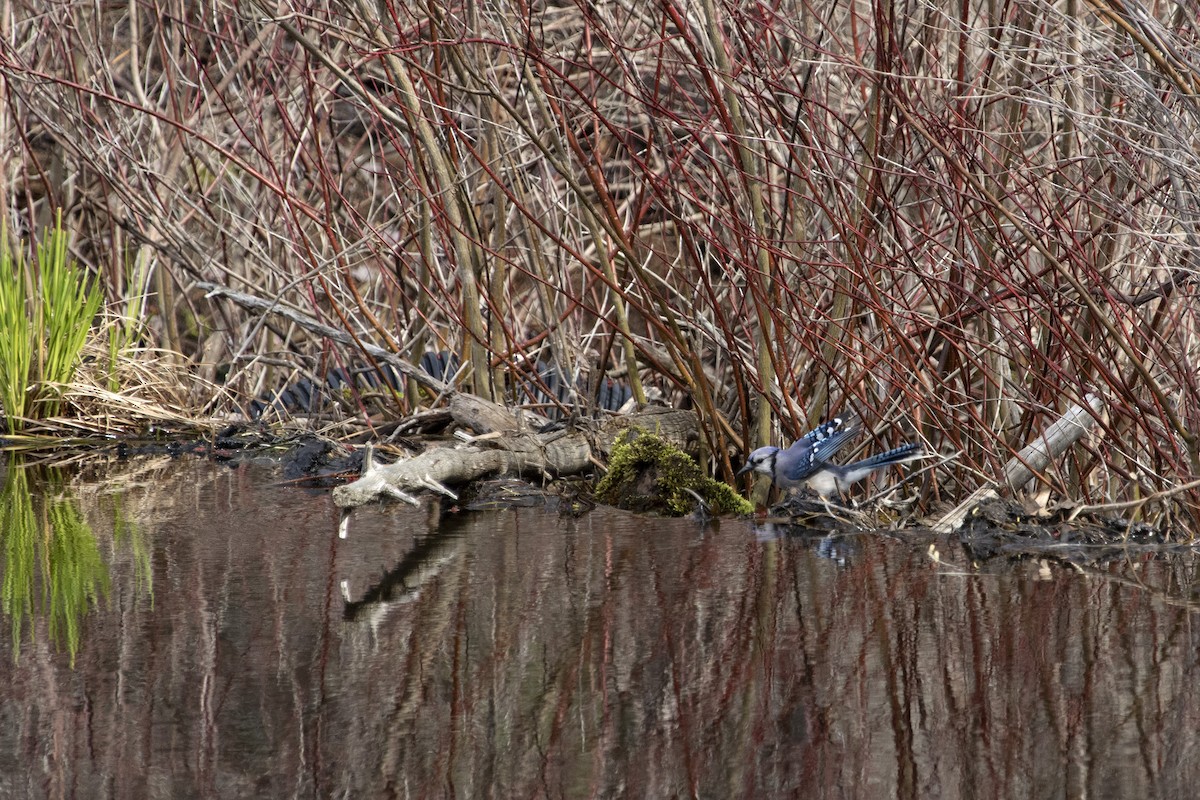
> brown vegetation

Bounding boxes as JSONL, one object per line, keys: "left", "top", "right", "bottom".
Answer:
{"left": 2, "top": 0, "right": 1199, "bottom": 518}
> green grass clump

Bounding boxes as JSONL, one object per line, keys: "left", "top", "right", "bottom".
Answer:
{"left": 0, "top": 212, "right": 103, "bottom": 432}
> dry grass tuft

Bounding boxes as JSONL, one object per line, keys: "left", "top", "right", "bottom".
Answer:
{"left": 28, "top": 337, "right": 222, "bottom": 438}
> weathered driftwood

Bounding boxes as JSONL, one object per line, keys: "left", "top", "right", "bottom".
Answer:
{"left": 333, "top": 396, "right": 699, "bottom": 508}
{"left": 934, "top": 393, "right": 1104, "bottom": 533}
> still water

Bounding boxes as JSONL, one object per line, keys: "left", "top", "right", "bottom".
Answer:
{"left": 1, "top": 457, "right": 1198, "bottom": 799}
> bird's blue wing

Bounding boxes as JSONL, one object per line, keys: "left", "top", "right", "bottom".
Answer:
{"left": 780, "top": 413, "right": 859, "bottom": 481}
{"left": 800, "top": 413, "right": 858, "bottom": 458}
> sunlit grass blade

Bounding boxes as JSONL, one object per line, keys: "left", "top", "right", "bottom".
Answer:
{"left": 0, "top": 213, "right": 104, "bottom": 430}
{"left": 0, "top": 224, "right": 31, "bottom": 434}
{"left": 36, "top": 212, "right": 104, "bottom": 420}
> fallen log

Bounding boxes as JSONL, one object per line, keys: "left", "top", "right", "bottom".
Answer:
{"left": 933, "top": 393, "right": 1104, "bottom": 533}
{"left": 332, "top": 396, "right": 699, "bottom": 508}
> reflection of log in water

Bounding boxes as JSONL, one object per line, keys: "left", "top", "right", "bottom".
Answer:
{"left": 342, "top": 522, "right": 466, "bottom": 620}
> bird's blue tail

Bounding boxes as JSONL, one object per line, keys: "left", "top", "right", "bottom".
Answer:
{"left": 851, "top": 442, "right": 923, "bottom": 469}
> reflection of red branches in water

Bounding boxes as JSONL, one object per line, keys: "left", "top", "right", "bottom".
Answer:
{"left": 7, "top": 462, "right": 1198, "bottom": 796}
{"left": 324, "top": 505, "right": 1200, "bottom": 797}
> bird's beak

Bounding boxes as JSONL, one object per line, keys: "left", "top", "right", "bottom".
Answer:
{"left": 735, "top": 462, "right": 752, "bottom": 477}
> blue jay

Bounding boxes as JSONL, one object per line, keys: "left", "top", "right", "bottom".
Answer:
{"left": 738, "top": 416, "right": 924, "bottom": 499}
{"left": 736, "top": 413, "right": 860, "bottom": 490}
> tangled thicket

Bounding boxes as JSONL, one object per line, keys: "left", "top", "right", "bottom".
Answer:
{"left": 1, "top": 0, "right": 1199, "bottom": 517}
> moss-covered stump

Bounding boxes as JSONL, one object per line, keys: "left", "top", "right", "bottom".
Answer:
{"left": 595, "top": 431, "right": 752, "bottom": 516}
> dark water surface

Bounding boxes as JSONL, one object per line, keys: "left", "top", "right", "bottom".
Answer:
{"left": 2, "top": 459, "right": 1199, "bottom": 799}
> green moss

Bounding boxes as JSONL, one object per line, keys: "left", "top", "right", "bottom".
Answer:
{"left": 595, "top": 431, "right": 754, "bottom": 516}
